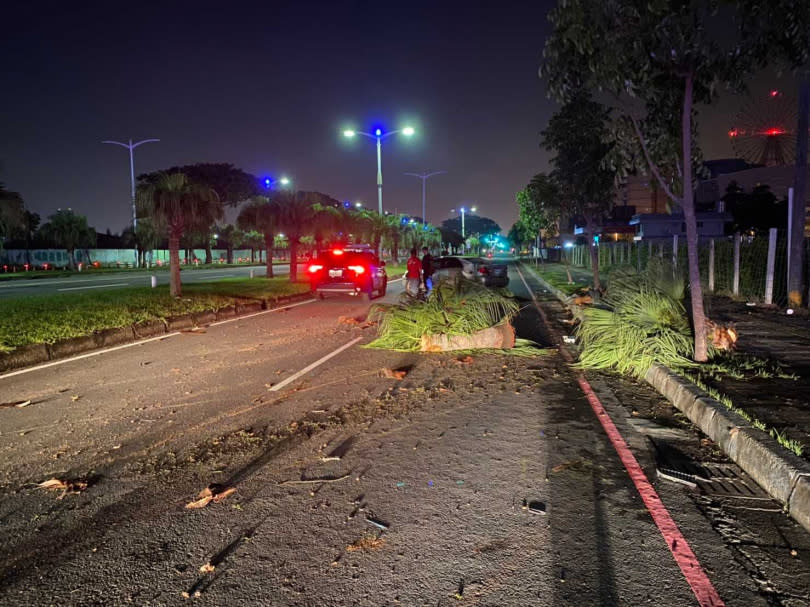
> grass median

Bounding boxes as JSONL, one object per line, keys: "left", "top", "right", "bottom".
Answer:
{"left": 0, "top": 277, "right": 311, "bottom": 353}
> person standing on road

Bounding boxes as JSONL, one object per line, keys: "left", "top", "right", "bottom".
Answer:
{"left": 421, "top": 246, "right": 434, "bottom": 293}
{"left": 406, "top": 248, "right": 422, "bottom": 297}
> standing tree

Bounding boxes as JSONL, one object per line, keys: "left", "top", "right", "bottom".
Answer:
{"left": 217, "top": 223, "right": 244, "bottom": 264}
{"left": 237, "top": 197, "right": 279, "bottom": 277}
{"left": 355, "top": 209, "right": 390, "bottom": 258}
{"left": 20, "top": 210, "right": 40, "bottom": 266}
{"left": 0, "top": 184, "right": 25, "bottom": 252}
{"left": 542, "top": 0, "right": 809, "bottom": 361}
{"left": 541, "top": 90, "right": 617, "bottom": 291}
{"left": 273, "top": 191, "right": 339, "bottom": 282}
{"left": 39, "top": 210, "right": 96, "bottom": 270}
{"left": 137, "top": 172, "right": 220, "bottom": 297}
{"left": 517, "top": 173, "right": 561, "bottom": 251}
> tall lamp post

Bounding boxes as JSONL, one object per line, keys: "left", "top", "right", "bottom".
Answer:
{"left": 102, "top": 138, "right": 159, "bottom": 265}
{"left": 451, "top": 205, "right": 477, "bottom": 239}
{"left": 343, "top": 126, "right": 415, "bottom": 214}
{"left": 102, "top": 138, "right": 160, "bottom": 233}
{"left": 404, "top": 170, "right": 446, "bottom": 226}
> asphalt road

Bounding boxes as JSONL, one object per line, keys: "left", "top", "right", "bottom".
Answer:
{"left": 0, "top": 267, "right": 808, "bottom": 605}
{"left": 0, "top": 264, "right": 291, "bottom": 298}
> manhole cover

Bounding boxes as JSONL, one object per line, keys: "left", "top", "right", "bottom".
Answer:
{"left": 658, "top": 462, "right": 771, "bottom": 499}
{"left": 654, "top": 441, "right": 772, "bottom": 500}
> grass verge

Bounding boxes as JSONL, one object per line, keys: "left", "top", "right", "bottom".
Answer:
{"left": 521, "top": 261, "right": 590, "bottom": 295}
{"left": 0, "top": 277, "right": 310, "bottom": 352}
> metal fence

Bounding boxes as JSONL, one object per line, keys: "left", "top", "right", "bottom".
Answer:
{"left": 567, "top": 232, "right": 809, "bottom": 308}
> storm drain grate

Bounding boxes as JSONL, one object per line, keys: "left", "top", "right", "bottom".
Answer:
{"left": 655, "top": 448, "right": 772, "bottom": 500}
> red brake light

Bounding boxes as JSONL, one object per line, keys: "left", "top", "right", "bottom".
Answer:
{"left": 332, "top": 248, "right": 344, "bottom": 256}
{"left": 308, "top": 264, "right": 324, "bottom": 273}
{"left": 477, "top": 266, "right": 489, "bottom": 275}
{"left": 348, "top": 265, "right": 365, "bottom": 274}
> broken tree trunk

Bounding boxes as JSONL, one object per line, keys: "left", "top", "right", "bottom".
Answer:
{"left": 420, "top": 321, "right": 516, "bottom": 352}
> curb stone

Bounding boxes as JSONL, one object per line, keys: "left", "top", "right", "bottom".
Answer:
{"left": 133, "top": 320, "right": 168, "bottom": 339}
{"left": 0, "top": 293, "right": 313, "bottom": 374}
{"left": 791, "top": 475, "right": 810, "bottom": 532}
{"left": 521, "top": 261, "right": 810, "bottom": 534}
{"left": 166, "top": 314, "right": 195, "bottom": 331}
{"left": 0, "top": 344, "right": 49, "bottom": 373}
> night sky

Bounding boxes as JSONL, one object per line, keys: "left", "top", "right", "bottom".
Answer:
{"left": 0, "top": 1, "right": 795, "bottom": 236}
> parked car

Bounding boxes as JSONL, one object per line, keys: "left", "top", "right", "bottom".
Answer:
{"left": 307, "top": 246, "right": 387, "bottom": 300}
{"left": 431, "top": 256, "right": 509, "bottom": 288}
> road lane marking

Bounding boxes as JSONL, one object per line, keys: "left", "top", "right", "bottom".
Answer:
{"left": 0, "top": 299, "right": 315, "bottom": 380}
{"left": 0, "top": 333, "right": 181, "bottom": 380}
{"left": 57, "top": 283, "right": 129, "bottom": 291}
{"left": 210, "top": 298, "right": 315, "bottom": 326}
{"left": 516, "top": 265, "right": 725, "bottom": 607}
{"left": 0, "top": 277, "right": 137, "bottom": 289}
{"left": 187, "top": 273, "right": 235, "bottom": 280}
{"left": 268, "top": 336, "right": 363, "bottom": 392}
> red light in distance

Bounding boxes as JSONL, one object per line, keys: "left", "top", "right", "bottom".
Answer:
{"left": 763, "top": 127, "right": 785, "bottom": 136}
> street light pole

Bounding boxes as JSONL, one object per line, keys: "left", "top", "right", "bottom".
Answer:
{"left": 404, "top": 170, "right": 446, "bottom": 225}
{"left": 451, "top": 205, "right": 477, "bottom": 239}
{"left": 102, "top": 138, "right": 160, "bottom": 233}
{"left": 376, "top": 135, "right": 383, "bottom": 216}
{"left": 343, "top": 126, "right": 415, "bottom": 215}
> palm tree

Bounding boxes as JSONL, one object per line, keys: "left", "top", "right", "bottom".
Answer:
{"left": 137, "top": 172, "right": 220, "bottom": 297}
{"left": 242, "top": 229, "right": 263, "bottom": 263}
{"left": 39, "top": 210, "right": 96, "bottom": 270}
{"left": 274, "top": 191, "right": 339, "bottom": 281}
{"left": 310, "top": 203, "right": 343, "bottom": 251}
{"left": 21, "top": 210, "right": 40, "bottom": 266}
{"left": 217, "top": 223, "right": 244, "bottom": 264}
{"left": 354, "top": 209, "right": 389, "bottom": 258}
{"left": 0, "top": 184, "right": 25, "bottom": 251}
{"left": 381, "top": 214, "right": 408, "bottom": 263}
{"left": 237, "top": 197, "right": 279, "bottom": 277}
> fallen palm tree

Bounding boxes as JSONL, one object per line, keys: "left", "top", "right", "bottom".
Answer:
{"left": 366, "top": 276, "right": 526, "bottom": 352}
{"left": 574, "top": 261, "right": 697, "bottom": 377}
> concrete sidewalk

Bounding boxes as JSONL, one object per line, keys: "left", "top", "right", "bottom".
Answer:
{"left": 522, "top": 260, "right": 810, "bottom": 534}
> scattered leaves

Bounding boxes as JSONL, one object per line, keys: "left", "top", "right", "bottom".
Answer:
{"left": 185, "top": 485, "right": 237, "bottom": 509}
{"left": 381, "top": 368, "right": 407, "bottom": 380}
{"left": 37, "top": 477, "right": 88, "bottom": 499}
{"left": 71, "top": 395, "right": 80, "bottom": 402}
{"left": 346, "top": 536, "right": 386, "bottom": 552}
{"left": 199, "top": 562, "right": 216, "bottom": 574}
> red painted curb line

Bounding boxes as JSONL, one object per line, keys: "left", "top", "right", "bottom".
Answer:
{"left": 517, "top": 265, "right": 725, "bottom": 607}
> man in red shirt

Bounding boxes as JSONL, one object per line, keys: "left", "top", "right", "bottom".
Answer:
{"left": 406, "top": 248, "right": 422, "bottom": 297}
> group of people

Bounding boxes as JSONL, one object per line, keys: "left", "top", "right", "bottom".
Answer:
{"left": 405, "top": 247, "right": 435, "bottom": 297}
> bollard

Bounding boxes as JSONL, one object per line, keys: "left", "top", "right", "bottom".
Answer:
{"left": 250, "top": 269, "right": 255, "bottom": 279}
{"left": 151, "top": 275, "right": 157, "bottom": 288}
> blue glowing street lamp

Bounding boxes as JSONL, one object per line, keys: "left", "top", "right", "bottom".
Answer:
{"left": 343, "top": 126, "right": 415, "bottom": 215}
{"left": 264, "top": 176, "right": 290, "bottom": 189}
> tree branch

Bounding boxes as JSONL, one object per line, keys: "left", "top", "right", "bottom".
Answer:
{"left": 627, "top": 113, "right": 681, "bottom": 206}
